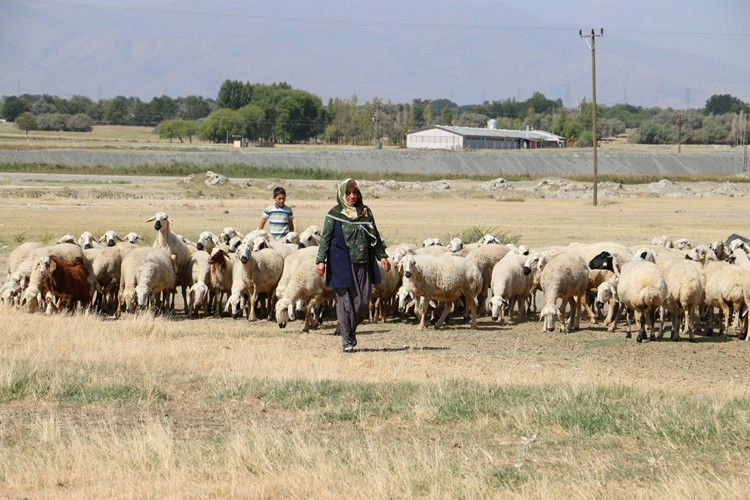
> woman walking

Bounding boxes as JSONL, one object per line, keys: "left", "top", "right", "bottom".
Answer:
{"left": 316, "top": 179, "right": 391, "bottom": 352}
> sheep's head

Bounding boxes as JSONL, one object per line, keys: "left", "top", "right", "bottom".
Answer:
{"left": 522, "top": 252, "right": 544, "bottom": 276}
{"left": 275, "top": 298, "right": 293, "bottom": 328}
{"left": 447, "top": 237, "right": 464, "bottom": 252}
{"left": 539, "top": 304, "right": 561, "bottom": 333}
{"left": 100, "top": 230, "right": 122, "bottom": 247}
{"left": 220, "top": 227, "right": 239, "bottom": 244}
{"left": 196, "top": 231, "right": 219, "bottom": 252}
{"left": 225, "top": 293, "right": 245, "bottom": 319}
{"left": 488, "top": 295, "right": 508, "bottom": 322}
{"left": 124, "top": 232, "right": 144, "bottom": 244}
{"left": 146, "top": 212, "right": 170, "bottom": 231}
{"left": 78, "top": 231, "right": 98, "bottom": 249}
{"left": 401, "top": 255, "right": 416, "bottom": 279}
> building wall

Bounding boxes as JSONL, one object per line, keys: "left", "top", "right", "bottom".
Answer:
{"left": 407, "top": 129, "right": 463, "bottom": 149}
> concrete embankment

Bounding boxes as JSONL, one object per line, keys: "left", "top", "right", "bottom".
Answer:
{"left": 0, "top": 148, "right": 746, "bottom": 177}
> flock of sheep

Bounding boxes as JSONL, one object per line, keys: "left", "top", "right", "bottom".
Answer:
{"left": 2, "top": 211, "right": 749, "bottom": 344}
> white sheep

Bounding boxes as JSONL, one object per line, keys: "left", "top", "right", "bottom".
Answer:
{"left": 206, "top": 247, "right": 235, "bottom": 317}
{"left": 118, "top": 247, "right": 177, "bottom": 314}
{"left": 7, "top": 241, "right": 44, "bottom": 277}
{"left": 465, "top": 243, "right": 510, "bottom": 315}
{"left": 610, "top": 257, "right": 668, "bottom": 342}
{"left": 274, "top": 255, "right": 334, "bottom": 332}
{"left": 90, "top": 242, "right": 138, "bottom": 314}
{"left": 654, "top": 252, "right": 705, "bottom": 341}
{"left": 233, "top": 240, "right": 285, "bottom": 321}
{"left": 531, "top": 252, "right": 595, "bottom": 333}
{"left": 370, "top": 256, "right": 401, "bottom": 323}
{"left": 488, "top": 252, "right": 534, "bottom": 325}
{"left": 146, "top": 211, "right": 193, "bottom": 310}
{"left": 399, "top": 253, "right": 483, "bottom": 330}
{"left": 702, "top": 259, "right": 745, "bottom": 338}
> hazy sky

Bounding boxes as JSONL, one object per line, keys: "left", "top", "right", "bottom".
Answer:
{"left": 74, "top": 0, "right": 750, "bottom": 71}
{"left": 4, "top": 0, "right": 749, "bottom": 105}
{"left": 502, "top": 0, "right": 750, "bottom": 71}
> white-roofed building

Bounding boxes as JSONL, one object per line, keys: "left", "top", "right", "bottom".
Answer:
{"left": 406, "top": 122, "right": 565, "bottom": 150}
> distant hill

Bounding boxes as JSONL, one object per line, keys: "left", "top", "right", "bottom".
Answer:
{"left": 2, "top": 0, "right": 749, "bottom": 108}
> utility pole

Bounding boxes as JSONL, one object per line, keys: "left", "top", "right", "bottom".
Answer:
{"left": 580, "top": 28, "right": 604, "bottom": 206}
{"left": 372, "top": 102, "right": 381, "bottom": 149}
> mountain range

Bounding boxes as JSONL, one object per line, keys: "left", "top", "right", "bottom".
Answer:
{"left": 2, "top": 0, "right": 749, "bottom": 109}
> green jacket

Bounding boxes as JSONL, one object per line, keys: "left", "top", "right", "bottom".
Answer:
{"left": 316, "top": 205, "right": 388, "bottom": 265}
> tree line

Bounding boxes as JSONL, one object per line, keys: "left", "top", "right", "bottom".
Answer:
{"left": 2, "top": 81, "right": 748, "bottom": 147}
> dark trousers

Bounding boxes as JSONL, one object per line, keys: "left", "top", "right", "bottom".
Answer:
{"left": 335, "top": 263, "right": 371, "bottom": 348}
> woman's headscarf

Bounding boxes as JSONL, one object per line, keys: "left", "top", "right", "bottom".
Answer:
{"left": 336, "top": 178, "right": 364, "bottom": 219}
{"left": 327, "top": 178, "right": 378, "bottom": 245}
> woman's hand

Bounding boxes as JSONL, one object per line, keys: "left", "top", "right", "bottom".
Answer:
{"left": 380, "top": 257, "right": 391, "bottom": 273}
{"left": 315, "top": 262, "right": 326, "bottom": 277}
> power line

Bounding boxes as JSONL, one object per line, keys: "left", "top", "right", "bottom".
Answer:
{"left": 25, "top": 0, "right": 750, "bottom": 40}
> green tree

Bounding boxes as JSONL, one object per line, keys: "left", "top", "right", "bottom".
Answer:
{"left": 237, "top": 103, "right": 265, "bottom": 140}
{"left": 198, "top": 108, "right": 244, "bottom": 143}
{"left": 14, "top": 112, "right": 36, "bottom": 137}
{"left": 217, "top": 80, "right": 253, "bottom": 110}
{"left": 1, "top": 95, "right": 28, "bottom": 122}
{"left": 66, "top": 113, "right": 93, "bottom": 132}
{"left": 704, "top": 94, "right": 749, "bottom": 115}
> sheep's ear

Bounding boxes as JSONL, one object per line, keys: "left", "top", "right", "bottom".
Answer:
{"left": 48, "top": 259, "right": 57, "bottom": 274}
{"left": 145, "top": 216, "right": 156, "bottom": 222}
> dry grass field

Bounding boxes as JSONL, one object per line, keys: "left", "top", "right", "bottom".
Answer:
{"left": 1, "top": 157, "right": 750, "bottom": 497}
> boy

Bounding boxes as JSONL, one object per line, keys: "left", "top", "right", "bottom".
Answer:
{"left": 258, "top": 186, "right": 294, "bottom": 239}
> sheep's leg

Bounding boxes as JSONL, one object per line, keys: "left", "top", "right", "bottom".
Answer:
{"left": 636, "top": 309, "right": 648, "bottom": 343}
{"left": 433, "top": 301, "right": 454, "bottom": 329}
{"left": 579, "top": 293, "right": 597, "bottom": 325}
{"left": 416, "top": 297, "right": 429, "bottom": 330}
{"left": 648, "top": 308, "right": 658, "bottom": 341}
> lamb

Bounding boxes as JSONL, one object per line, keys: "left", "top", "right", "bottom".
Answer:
{"left": 274, "top": 255, "right": 334, "bottom": 332}
{"left": 370, "top": 256, "right": 401, "bottom": 323}
{"left": 206, "top": 247, "right": 235, "bottom": 317}
{"left": 90, "top": 242, "right": 138, "bottom": 314}
{"left": 232, "top": 240, "right": 285, "bottom": 321}
{"left": 147, "top": 211, "right": 193, "bottom": 310}
{"left": 465, "top": 243, "right": 510, "bottom": 315}
{"left": 527, "top": 252, "right": 595, "bottom": 333}
{"left": 36, "top": 255, "right": 95, "bottom": 311}
{"left": 399, "top": 253, "right": 483, "bottom": 330}
{"left": 488, "top": 252, "right": 534, "bottom": 325}
{"left": 184, "top": 250, "right": 211, "bottom": 318}
{"left": 118, "top": 247, "right": 177, "bottom": 314}
{"left": 609, "top": 256, "right": 668, "bottom": 342}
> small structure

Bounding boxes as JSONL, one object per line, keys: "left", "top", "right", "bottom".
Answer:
{"left": 406, "top": 122, "right": 565, "bottom": 150}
